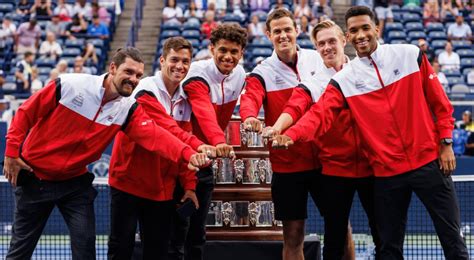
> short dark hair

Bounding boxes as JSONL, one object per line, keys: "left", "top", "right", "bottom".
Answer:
{"left": 266, "top": 8, "right": 296, "bottom": 32}
{"left": 111, "top": 47, "right": 144, "bottom": 67}
{"left": 210, "top": 23, "right": 248, "bottom": 49}
{"left": 345, "top": 6, "right": 376, "bottom": 26}
{"left": 24, "top": 51, "right": 34, "bottom": 58}
{"left": 162, "top": 36, "right": 193, "bottom": 58}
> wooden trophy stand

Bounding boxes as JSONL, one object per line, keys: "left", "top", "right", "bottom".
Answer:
{"left": 205, "top": 119, "right": 283, "bottom": 241}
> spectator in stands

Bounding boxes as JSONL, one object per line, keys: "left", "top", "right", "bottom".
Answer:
{"left": 15, "top": 17, "right": 41, "bottom": 57}
{"left": 248, "top": 14, "right": 265, "bottom": 39}
{"left": 30, "top": 0, "right": 53, "bottom": 18}
{"left": 231, "top": 0, "right": 246, "bottom": 20}
{"left": 184, "top": 1, "right": 203, "bottom": 24}
{"left": 0, "top": 15, "right": 17, "bottom": 50}
{"left": 0, "top": 70, "right": 4, "bottom": 99}
{"left": 312, "top": 0, "right": 333, "bottom": 22}
{"left": 374, "top": 0, "right": 393, "bottom": 42}
{"left": 404, "top": 0, "right": 419, "bottom": 7}
{"left": 453, "top": 125, "right": 469, "bottom": 156}
{"left": 423, "top": 0, "right": 440, "bottom": 25}
{"left": 448, "top": 14, "right": 472, "bottom": 40}
{"left": 298, "top": 15, "right": 312, "bottom": 38}
{"left": 250, "top": 0, "right": 270, "bottom": 16}
{"left": 418, "top": 38, "right": 434, "bottom": 61}
{"left": 294, "top": 0, "right": 312, "bottom": 21}
{"left": 54, "top": 0, "right": 74, "bottom": 22}
{"left": 65, "top": 14, "right": 88, "bottom": 39}
{"left": 16, "top": 0, "right": 32, "bottom": 17}
{"left": 82, "top": 42, "right": 99, "bottom": 66}
{"left": 438, "top": 41, "right": 461, "bottom": 71}
{"left": 30, "top": 67, "right": 43, "bottom": 94}
{"left": 432, "top": 60, "right": 449, "bottom": 90}
{"left": 163, "top": 0, "right": 184, "bottom": 24}
{"left": 467, "top": 69, "right": 474, "bottom": 85}
{"left": 69, "top": 56, "right": 92, "bottom": 74}
{"left": 39, "top": 31, "right": 63, "bottom": 60}
{"left": 456, "top": 110, "right": 474, "bottom": 131}
{"left": 56, "top": 59, "right": 69, "bottom": 74}
{"left": 87, "top": 14, "right": 109, "bottom": 39}
{"left": 73, "top": 0, "right": 93, "bottom": 21}
{"left": 15, "top": 51, "right": 34, "bottom": 94}
{"left": 270, "top": 0, "right": 290, "bottom": 12}
{"left": 201, "top": 10, "right": 218, "bottom": 39}
{"left": 0, "top": 98, "right": 13, "bottom": 128}
{"left": 91, "top": 1, "right": 111, "bottom": 26}
{"left": 194, "top": 44, "right": 212, "bottom": 61}
{"left": 46, "top": 68, "right": 59, "bottom": 84}
{"left": 441, "top": 0, "right": 458, "bottom": 21}
{"left": 214, "top": 0, "right": 227, "bottom": 16}
{"left": 46, "top": 14, "right": 67, "bottom": 38}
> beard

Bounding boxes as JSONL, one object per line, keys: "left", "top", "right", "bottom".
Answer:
{"left": 114, "top": 79, "right": 137, "bottom": 97}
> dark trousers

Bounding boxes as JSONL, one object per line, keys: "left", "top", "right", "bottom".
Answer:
{"left": 6, "top": 172, "right": 97, "bottom": 260}
{"left": 169, "top": 167, "right": 214, "bottom": 260}
{"left": 321, "top": 175, "right": 381, "bottom": 260}
{"left": 374, "top": 160, "right": 469, "bottom": 260}
{"left": 107, "top": 187, "right": 175, "bottom": 260}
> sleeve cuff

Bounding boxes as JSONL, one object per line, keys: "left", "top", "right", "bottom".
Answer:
{"left": 190, "top": 139, "right": 205, "bottom": 151}
{"left": 209, "top": 135, "right": 227, "bottom": 147}
{"left": 285, "top": 129, "right": 299, "bottom": 143}
{"left": 181, "top": 147, "right": 195, "bottom": 163}
{"left": 5, "top": 144, "right": 20, "bottom": 158}
{"left": 438, "top": 129, "right": 453, "bottom": 139}
{"left": 282, "top": 107, "right": 298, "bottom": 122}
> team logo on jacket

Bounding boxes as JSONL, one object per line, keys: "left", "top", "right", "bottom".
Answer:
{"left": 393, "top": 69, "right": 400, "bottom": 76}
{"left": 72, "top": 94, "right": 84, "bottom": 107}
{"left": 311, "top": 71, "right": 315, "bottom": 76}
{"left": 355, "top": 79, "right": 366, "bottom": 90}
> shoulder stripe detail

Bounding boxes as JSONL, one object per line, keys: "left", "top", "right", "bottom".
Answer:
{"left": 54, "top": 77, "right": 61, "bottom": 105}
{"left": 297, "top": 83, "right": 312, "bottom": 97}
{"left": 248, "top": 73, "right": 266, "bottom": 91}
{"left": 122, "top": 102, "right": 139, "bottom": 130}
{"left": 329, "top": 79, "right": 342, "bottom": 92}
{"left": 417, "top": 48, "right": 423, "bottom": 67}
{"left": 182, "top": 76, "right": 210, "bottom": 92}
{"left": 135, "top": 90, "right": 156, "bottom": 99}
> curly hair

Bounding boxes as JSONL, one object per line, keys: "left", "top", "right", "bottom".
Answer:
{"left": 210, "top": 23, "right": 248, "bottom": 49}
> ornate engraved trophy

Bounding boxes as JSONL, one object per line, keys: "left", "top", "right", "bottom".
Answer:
{"left": 206, "top": 120, "right": 283, "bottom": 241}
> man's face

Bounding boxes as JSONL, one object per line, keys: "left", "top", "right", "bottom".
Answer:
{"left": 463, "top": 113, "right": 471, "bottom": 123}
{"left": 93, "top": 17, "right": 100, "bottom": 26}
{"left": 314, "top": 27, "right": 346, "bottom": 68}
{"left": 445, "top": 42, "right": 453, "bottom": 52}
{"left": 456, "top": 15, "right": 463, "bottom": 25}
{"left": 210, "top": 39, "right": 243, "bottom": 75}
{"left": 109, "top": 57, "right": 144, "bottom": 97}
{"left": 25, "top": 55, "right": 34, "bottom": 64}
{"left": 266, "top": 17, "right": 298, "bottom": 56}
{"left": 160, "top": 48, "right": 192, "bottom": 85}
{"left": 346, "top": 15, "right": 379, "bottom": 58}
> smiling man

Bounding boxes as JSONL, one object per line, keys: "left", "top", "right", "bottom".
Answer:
{"left": 168, "top": 23, "right": 248, "bottom": 260}
{"left": 274, "top": 6, "right": 469, "bottom": 260}
{"left": 107, "top": 38, "right": 216, "bottom": 260}
{"left": 239, "top": 8, "right": 326, "bottom": 260}
{"left": 268, "top": 20, "right": 380, "bottom": 260}
{"left": 3, "top": 47, "right": 208, "bottom": 259}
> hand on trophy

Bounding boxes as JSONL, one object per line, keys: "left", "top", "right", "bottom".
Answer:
{"left": 216, "top": 143, "right": 236, "bottom": 159}
{"left": 181, "top": 189, "right": 200, "bottom": 209}
{"left": 271, "top": 135, "right": 294, "bottom": 149}
{"left": 188, "top": 153, "right": 210, "bottom": 171}
{"left": 197, "top": 144, "right": 217, "bottom": 159}
{"left": 262, "top": 126, "right": 281, "bottom": 139}
{"left": 243, "top": 117, "right": 263, "bottom": 133}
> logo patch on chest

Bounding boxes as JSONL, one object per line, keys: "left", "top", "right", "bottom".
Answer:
{"left": 72, "top": 94, "right": 84, "bottom": 107}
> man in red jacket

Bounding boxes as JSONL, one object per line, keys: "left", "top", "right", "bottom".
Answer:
{"left": 107, "top": 38, "right": 216, "bottom": 260}
{"left": 239, "top": 8, "right": 326, "bottom": 260}
{"left": 274, "top": 6, "right": 469, "bottom": 259}
{"left": 3, "top": 47, "right": 208, "bottom": 260}
{"left": 168, "top": 23, "right": 247, "bottom": 260}
{"left": 267, "top": 20, "right": 380, "bottom": 260}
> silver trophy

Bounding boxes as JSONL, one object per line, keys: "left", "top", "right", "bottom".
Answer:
{"left": 234, "top": 159, "right": 244, "bottom": 183}
{"left": 240, "top": 123, "right": 265, "bottom": 148}
{"left": 264, "top": 158, "right": 273, "bottom": 184}
{"left": 230, "top": 201, "right": 250, "bottom": 227}
{"left": 213, "top": 158, "right": 236, "bottom": 184}
{"left": 255, "top": 201, "right": 274, "bottom": 227}
{"left": 243, "top": 158, "right": 262, "bottom": 184}
{"left": 206, "top": 201, "right": 223, "bottom": 227}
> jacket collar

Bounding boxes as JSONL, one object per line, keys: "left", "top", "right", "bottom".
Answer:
{"left": 155, "top": 71, "right": 187, "bottom": 102}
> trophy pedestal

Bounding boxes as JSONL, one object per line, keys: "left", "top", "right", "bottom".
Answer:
{"left": 206, "top": 120, "right": 283, "bottom": 241}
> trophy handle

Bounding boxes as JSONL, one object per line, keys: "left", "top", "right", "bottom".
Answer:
{"left": 257, "top": 159, "right": 268, "bottom": 183}
{"left": 222, "top": 202, "right": 233, "bottom": 227}
{"left": 234, "top": 159, "right": 244, "bottom": 183}
{"left": 248, "top": 202, "right": 259, "bottom": 226}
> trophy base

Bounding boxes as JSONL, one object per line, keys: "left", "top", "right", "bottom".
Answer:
{"left": 206, "top": 230, "right": 283, "bottom": 241}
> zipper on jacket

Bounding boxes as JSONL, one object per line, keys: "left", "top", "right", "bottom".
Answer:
{"left": 368, "top": 55, "right": 411, "bottom": 168}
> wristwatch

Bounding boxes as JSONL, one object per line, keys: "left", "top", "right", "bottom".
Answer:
{"left": 441, "top": 138, "right": 453, "bottom": 145}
